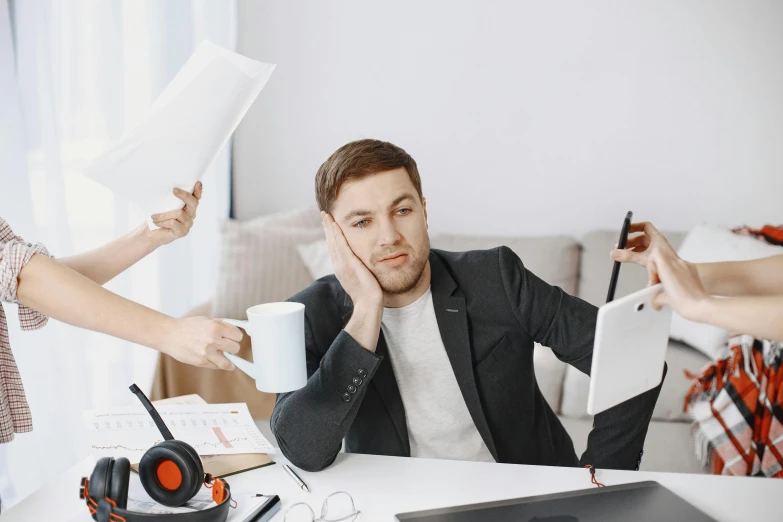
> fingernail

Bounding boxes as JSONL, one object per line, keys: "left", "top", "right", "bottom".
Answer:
{"left": 151, "top": 214, "right": 160, "bottom": 220}
{"left": 173, "top": 188, "right": 182, "bottom": 194}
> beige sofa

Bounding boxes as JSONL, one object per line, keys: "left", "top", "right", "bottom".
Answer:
{"left": 152, "top": 211, "right": 708, "bottom": 475}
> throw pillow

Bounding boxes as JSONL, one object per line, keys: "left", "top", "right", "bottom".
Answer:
{"left": 212, "top": 206, "right": 323, "bottom": 319}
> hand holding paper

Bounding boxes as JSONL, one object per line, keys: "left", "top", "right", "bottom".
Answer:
{"left": 145, "top": 181, "right": 203, "bottom": 246}
{"left": 83, "top": 41, "right": 276, "bottom": 228}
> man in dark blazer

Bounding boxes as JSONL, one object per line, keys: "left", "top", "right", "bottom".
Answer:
{"left": 271, "top": 139, "right": 664, "bottom": 473}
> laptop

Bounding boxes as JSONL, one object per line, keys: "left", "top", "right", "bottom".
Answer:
{"left": 395, "top": 481, "right": 717, "bottom": 522}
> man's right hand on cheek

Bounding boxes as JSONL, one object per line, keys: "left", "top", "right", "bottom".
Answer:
{"left": 321, "top": 211, "right": 383, "bottom": 309}
{"left": 322, "top": 211, "right": 384, "bottom": 352}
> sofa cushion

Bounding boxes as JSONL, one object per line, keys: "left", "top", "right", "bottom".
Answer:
{"left": 296, "top": 238, "right": 333, "bottom": 280}
{"left": 577, "top": 229, "right": 686, "bottom": 308}
{"left": 212, "top": 205, "right": 322, "bottom": 319}
{"left": 430, "top": 234, "right": 581, "bottom": 295}
{"left": 560, "top": 340, "right": 711, "bottom": 422}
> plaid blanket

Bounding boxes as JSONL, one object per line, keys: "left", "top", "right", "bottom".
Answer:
{"left": 685, "top": 335, "right": 783, "bottom": 477}
{"left": 732, "top": 224, "right": 783, "bottom": 246}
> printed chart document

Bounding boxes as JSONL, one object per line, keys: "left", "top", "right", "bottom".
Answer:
{"left": 82, "top": 403, "right": 276, "bottom": 462}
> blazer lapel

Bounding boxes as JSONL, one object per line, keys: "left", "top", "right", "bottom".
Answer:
{"left": 342, "top": 294, "right": 410, "bottom": 455}
{"left": 429, "top": 254, "right": 499, "bottom": 460}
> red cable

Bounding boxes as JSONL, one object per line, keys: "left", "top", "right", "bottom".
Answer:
{"left": 583, "top": 465, "right": 605, "bottom": 487}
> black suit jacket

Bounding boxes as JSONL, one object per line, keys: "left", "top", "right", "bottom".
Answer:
{"left": 271, "top": 247, "right": 664, "bottom": 472}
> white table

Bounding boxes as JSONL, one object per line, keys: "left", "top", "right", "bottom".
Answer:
{"left": 3, "top": 452, "right": 780, "bottom": 521}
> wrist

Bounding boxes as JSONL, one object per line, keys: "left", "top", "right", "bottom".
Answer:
{"left": 353, "top": 295, "right": 383, "bottom": 312}
{"left": 345, "top": 300, "right": 383, "bottom": 353}
{"left": 684, "top": 296, "right": 715, "bottom": 323}
{"left": 350, "top": 299, "right": 383, "bottom": 329}
{"left": 150, "top": 315, "right": 178, "bottom": 353}
{"left": 692, "top": 262, "right": 712, "bottom": 293}
{"left": 134, "top": 221, "right": 163, "bottom": 251}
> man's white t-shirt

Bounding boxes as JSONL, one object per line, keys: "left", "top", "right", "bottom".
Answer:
{"left": 380, "top": 287, "right": 495, "bottom": 462}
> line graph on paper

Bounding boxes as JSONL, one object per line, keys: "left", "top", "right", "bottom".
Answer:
{"left": 83, "top": 403, "right": 275, "bottom": 461}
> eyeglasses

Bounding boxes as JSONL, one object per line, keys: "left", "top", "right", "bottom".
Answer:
{"left": 283, "top": 491, "right": 360, "bottom": 522}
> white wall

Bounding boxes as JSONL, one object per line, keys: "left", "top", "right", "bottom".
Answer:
{"left": 234, "top": 0, "right": 782, "bottom": 236}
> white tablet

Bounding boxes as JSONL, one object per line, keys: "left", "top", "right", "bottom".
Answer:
{"left": 587, "top": 284, "right": 672, "bottom": 415}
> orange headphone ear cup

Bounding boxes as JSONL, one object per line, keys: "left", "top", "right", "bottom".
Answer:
{"left": 108, "top": 457, "right": 130, "bottom": 509}
{"left": 84, "top": 457, "right": 129, "bottom": 521}
{"left": 139, "top": 442, "right": 202, "bottom": 507}
{"left": 170, "top": 439, "right": 204, "bottom": 498}
{"left": 88, "top": 457, "right": 114, "bottom": 505}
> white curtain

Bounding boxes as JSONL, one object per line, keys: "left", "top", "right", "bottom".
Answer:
{"left": 0, "top": 0, "right": 236, "bottom": 507}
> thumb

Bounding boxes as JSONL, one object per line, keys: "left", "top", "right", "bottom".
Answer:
{"left": 646, "top": 267, "right": 661, "bottom": 287}
{"left": 646, "top": 253, "right": 661, "bottom": 287}
{"left": 652, "top": 290, "right": 669, "bottom": 310}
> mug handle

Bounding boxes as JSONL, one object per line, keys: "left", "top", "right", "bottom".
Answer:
{"left": 219, "top": 319, "right": 255, "bottom": 377}
{"left": 221, "top": 318, "right": 250, "bottom": 335}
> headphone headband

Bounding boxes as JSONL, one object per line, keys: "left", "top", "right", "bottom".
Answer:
{"left": 80, "top": 474, "right": 232, "bottom": 522}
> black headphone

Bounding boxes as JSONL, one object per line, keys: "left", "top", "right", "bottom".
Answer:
{"left": 79, "top": 385, "right": 233, "bottom": 522}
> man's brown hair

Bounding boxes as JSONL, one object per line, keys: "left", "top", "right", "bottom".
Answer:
{"left": 315, "top": 139, "right": 423, "bottom": 213}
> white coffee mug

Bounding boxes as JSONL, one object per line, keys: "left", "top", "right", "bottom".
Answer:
{"left": 222, "top": 302, "right": 307, "bottom": 393}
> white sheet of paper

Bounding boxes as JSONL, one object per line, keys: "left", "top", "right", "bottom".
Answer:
{"left": 152, "top": 393, "right": 208, "bottom": 406}
{"left": 83, "top": 40, "right": 275, "bottom": 226}
{"left": 82, "top": 403, "right": 276, "bottom": 462}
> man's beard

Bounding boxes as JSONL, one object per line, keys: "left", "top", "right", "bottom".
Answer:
{"left": 370, "top": 238, "right": 430, "bottom": 295}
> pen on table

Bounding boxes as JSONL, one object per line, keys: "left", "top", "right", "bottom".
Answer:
{"left": 283, "top": 463, "right": 310, "bottom": 492}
